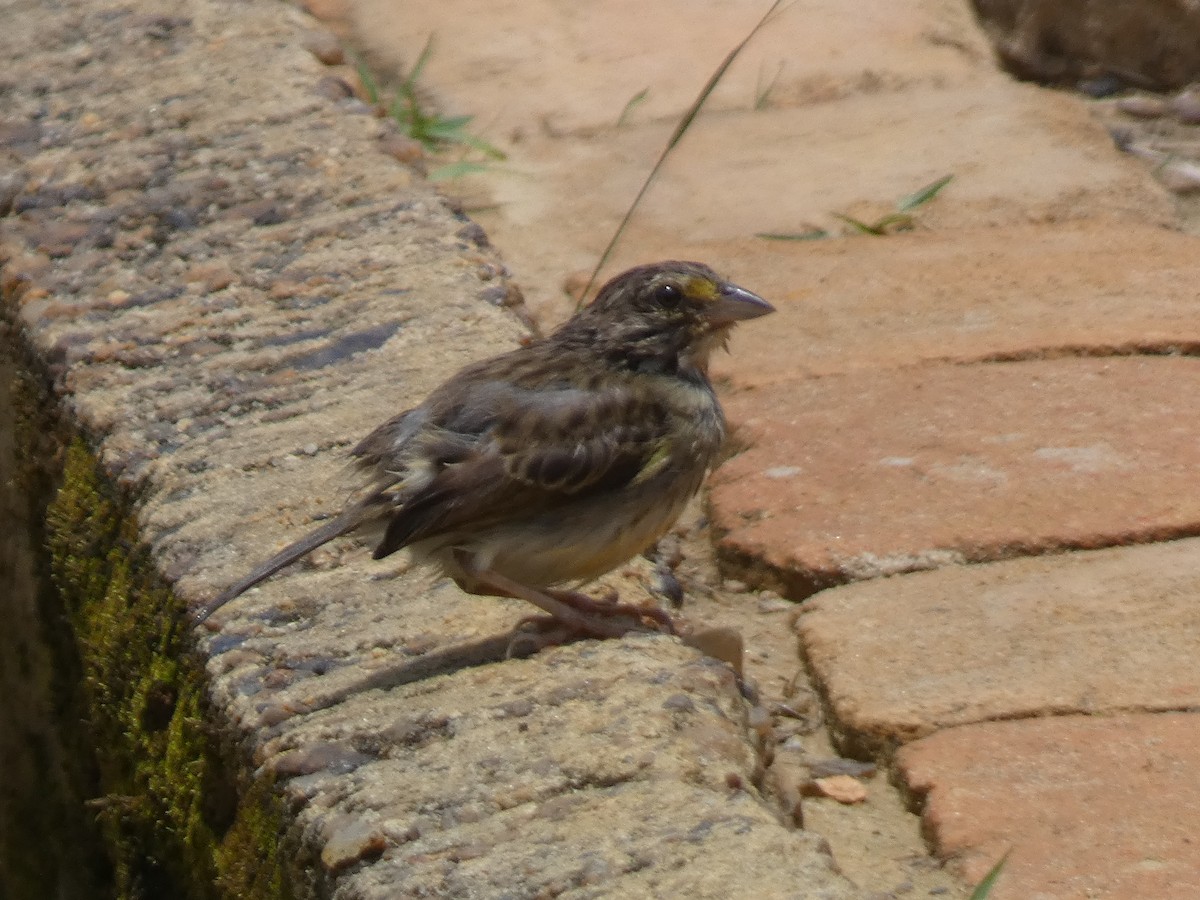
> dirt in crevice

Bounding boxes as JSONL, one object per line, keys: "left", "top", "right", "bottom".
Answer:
{"left": 625, "top": 505, "right": 971, "bottom": 899}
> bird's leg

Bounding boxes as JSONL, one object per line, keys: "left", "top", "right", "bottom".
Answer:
{"left": 454, "top": 553, "right": 665, "bottom": 639}
{"left": 471, "top": 570, "right": 643, "bottom": 638}
{"left": 543, "top": 587, "right": 677, "bottom": 635}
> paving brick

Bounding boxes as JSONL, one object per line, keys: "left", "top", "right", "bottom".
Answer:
{"left": 896, "top": 713, "right": 1200, "bottom": 899}
{"left": 793, "top": 539, "right": 1200, "bottom": 754}
{"left": 709, "top": 222, "right": 1200, "bottom": 380}
{"left": 712, "top": 357, "right": 1200, "bottom": 597}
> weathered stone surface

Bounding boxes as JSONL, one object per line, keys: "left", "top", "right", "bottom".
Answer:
{"left": 712, "top": 357, "right": 1200, "bottom": 596}
{"left": 796, "top": 539, "right": 1200, "bottom": 754}
{"left": 270, "top": 639, "right": 855, "bottom": 899}
{"left": 897, "top": 713, "right": 1200, "bottom": 899}
{"left": 344, "top": 780, "right": 848, "bottom": 899}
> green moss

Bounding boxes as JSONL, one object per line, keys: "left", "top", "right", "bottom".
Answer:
{"left": 216, "top": 775, "right": 294, "bottom": 900}
{"left": 44, "top": 439, "right": 295, "bottom": 900}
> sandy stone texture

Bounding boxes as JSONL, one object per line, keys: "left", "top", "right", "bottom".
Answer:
{"left": 267, "top": 639, "right": 855, "bottom": 899}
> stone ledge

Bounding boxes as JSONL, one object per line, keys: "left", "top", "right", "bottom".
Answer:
{"left": 0, "top": 0, "right": 852, "bottom": 895}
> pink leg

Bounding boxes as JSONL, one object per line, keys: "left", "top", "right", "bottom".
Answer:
{"left": 454, "top": 552, "right": 674, "bottom": 639}
{"left": 543, "top": 587, "right": 677, "bottom": 635}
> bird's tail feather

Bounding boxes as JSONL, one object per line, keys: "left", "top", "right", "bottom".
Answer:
{"left": 192, "top": 507, "right": 368, "bottom": 624}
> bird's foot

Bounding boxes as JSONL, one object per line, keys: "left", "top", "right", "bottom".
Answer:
{"left": 544, "top": 587, "right": 678, "bottom": 635}
{"left": 464, "top": 564, "right": 676, "bottom": 641}
{"left": 505, "top": 598, "right": 674, "bottom": 657}
{"left": 506, "top": 615, "right": 584, "bottom": 658}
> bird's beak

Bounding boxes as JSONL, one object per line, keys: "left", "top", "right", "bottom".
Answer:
{"left": 704, "top": 281, "right": 775, "bottom": 325}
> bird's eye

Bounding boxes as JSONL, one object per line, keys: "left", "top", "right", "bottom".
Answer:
{"left": 654, "top": 283, "right": 682, "bottom": 307}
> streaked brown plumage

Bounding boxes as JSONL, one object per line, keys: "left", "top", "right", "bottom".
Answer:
{"left": 194, "top": 261, "right": 773, "bottom": 638}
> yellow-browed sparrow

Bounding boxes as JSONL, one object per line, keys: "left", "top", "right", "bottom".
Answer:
{"left": 194, "top": 261, "right": 773, "bottom": 639}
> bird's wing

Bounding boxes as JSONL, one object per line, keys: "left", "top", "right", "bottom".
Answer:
{"left": 371, "top": 377, "right": 675, "bottom": 559}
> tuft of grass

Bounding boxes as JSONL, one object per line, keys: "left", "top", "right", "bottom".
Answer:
{"left": 354, "top": 38, "right": 505, "bottom": 179}
{"left": 759, "top": 173, "right": 954, "bottom": 240}
{"left": 834, "top": 173, "right": 954, "bottom": 235}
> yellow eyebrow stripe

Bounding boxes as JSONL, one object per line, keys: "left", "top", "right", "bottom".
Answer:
{"left": 680, "top": 275, "right": 718, "bottom": 302}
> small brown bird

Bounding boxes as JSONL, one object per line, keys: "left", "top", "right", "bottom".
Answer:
{"left": 194, "top": 261, "right": 773, "bottom": 639}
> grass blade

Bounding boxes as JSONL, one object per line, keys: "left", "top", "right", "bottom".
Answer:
{"left": 870, "top": 211, "right": 915, "bottom": 232}
{"left": 404, "top": 34, "right": 436, "bottom": 92}
{"left": 832, "top": 213, "right": 884, "bottom": 235}
{"left": 429, "top": 161, "right": 489, "bottom": 181}
{"left": 458, "top": 133, "right": 507, "bottom": 160}
{"left": 353, "top": 54, "right": 381, "bottom": 106}
{"left": 617, "top": 88, "right": 650, "bottom": 126}
{"left": 580, "top": 0, "right": 790, "bottom": 306}
{"left": 968, "top": 852, "right": 1010, "bottom": 900}
{"left": 427, "top": 114, "right": 474, "bottom": 131}
{"left": 897, "top": 173, "right": 953, "bottom": 212}
{"left": 756, "top": 229, "right": 829, "bottom": 241}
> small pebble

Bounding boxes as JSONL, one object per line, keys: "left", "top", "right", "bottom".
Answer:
{"left": 380, "top": 132, "right": 425, "bottom": 166}
{"left": 1115, "top": 94, "right": 1167, "bottom": 119}
{"left": 313, "top": 75, "right": 354, "bottom": 102}
{"left": 758, "top": 591, "right": 793, "bottom": 613}
{"left": 1157, "top": 160, "right": 1200, "bottom": 195}
{"left": 1170, "top": 89, "right": 1200, "bottom": 125}
{"left": 805, "top": 774, "right": 868, "bottom": 804}
{"left": 302, "top": 29, "right": 344, "bottom": 66}
{"left": 662, "top": 693, "right": 695, "bottom": 713}
{"left": 321, "top": 819, "right": 388, "bottom": 871}
{"left": 268, "top": 742, "right": 372, "bottom": 776}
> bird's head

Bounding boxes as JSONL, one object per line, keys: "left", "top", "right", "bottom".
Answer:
{"left": 564, "top": 261, "right": 774, "bottom": 375}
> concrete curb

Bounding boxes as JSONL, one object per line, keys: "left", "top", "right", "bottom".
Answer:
{"left": 0, "top": 0, "right": 853, "bottom": 896}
